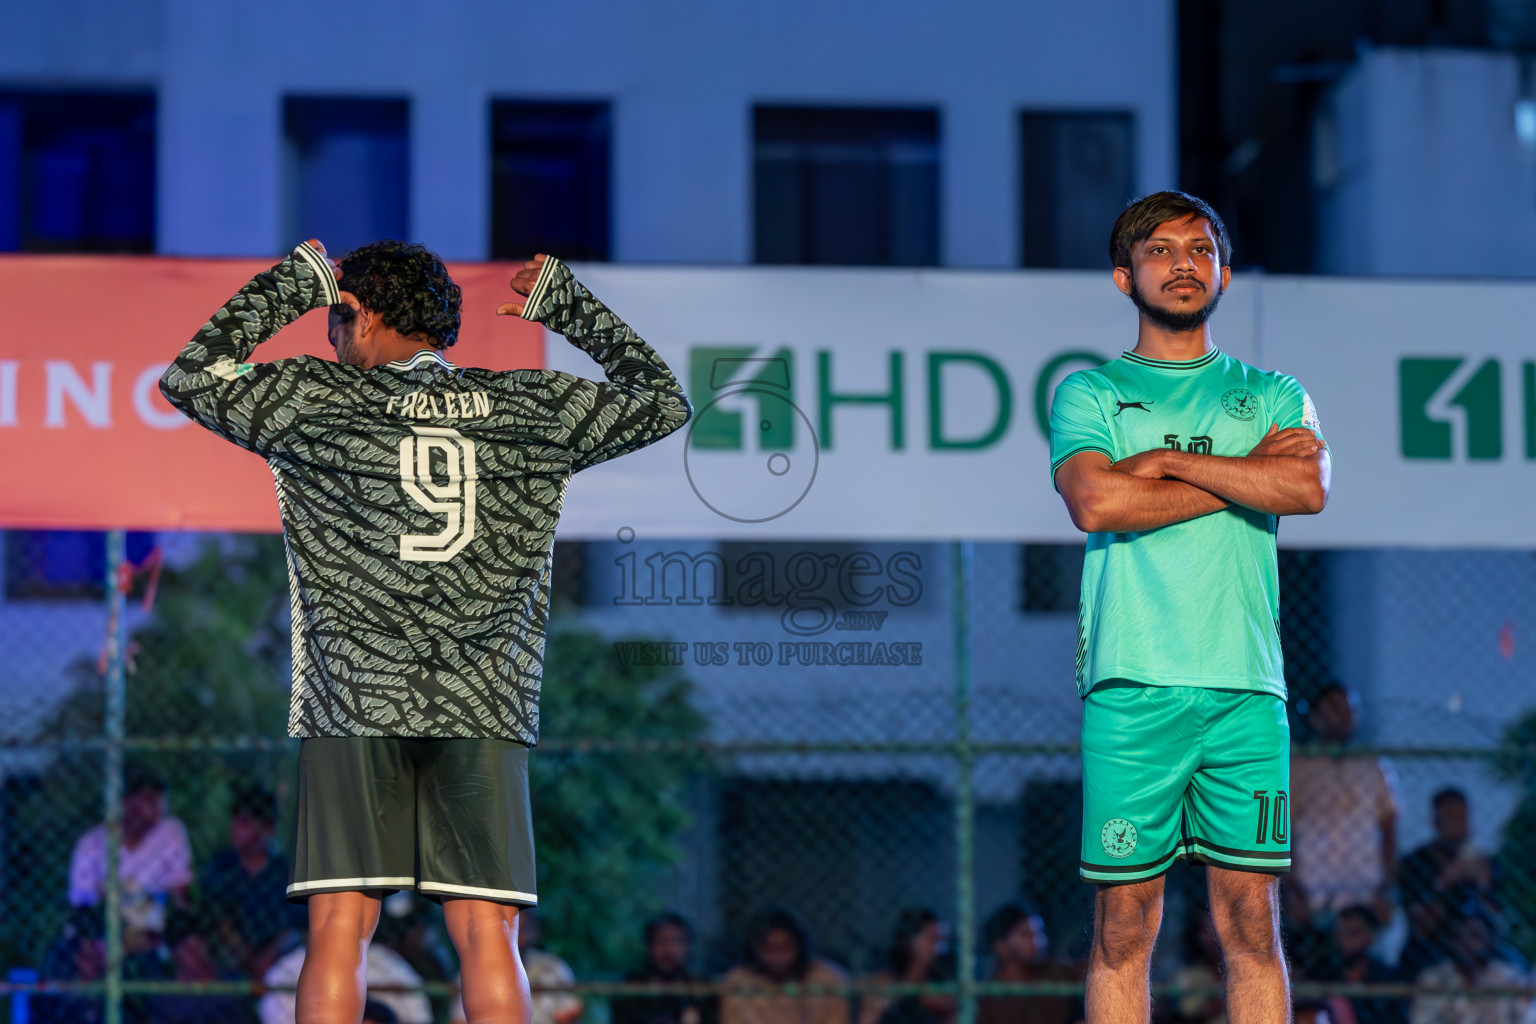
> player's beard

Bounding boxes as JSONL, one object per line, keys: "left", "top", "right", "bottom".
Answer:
{"left": 1129, "top": 276, "right": 1224, "bottom": 333}
{"left": 331, "top": 317, "right": 368, "bottom": 367}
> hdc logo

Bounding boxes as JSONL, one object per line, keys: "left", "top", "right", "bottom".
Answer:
{"left": 1400, "top": 358, "right": 1535, "bottom": 461}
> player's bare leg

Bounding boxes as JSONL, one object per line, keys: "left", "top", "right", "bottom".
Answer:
{"left": 296, "top": 891, "right": 383, "bottom": 1024}
{"left": 1208, "top": 867, "right": 1290, "bottom": 1024}
{"left": 444, "top": 898, "right": 531, "bottom": 1024}
{"left": 1086, "top": 875, "right": 1165, "bottom": 1024}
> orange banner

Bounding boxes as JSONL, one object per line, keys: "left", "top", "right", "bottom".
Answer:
{"left": 0, "top": 255, "right": 544, "bottom": 532}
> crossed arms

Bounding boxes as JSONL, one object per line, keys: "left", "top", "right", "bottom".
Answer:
{"left": 1054, "top": 426, "right": 1330, "bottom": 534}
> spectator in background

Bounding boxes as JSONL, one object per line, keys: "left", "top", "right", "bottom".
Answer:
{"left": 612, "top": 912, "right": 714, "bottom": 1024}
{"left": 260, "top": 939, "right": 431, "bottom": 1024}
{"left": 34, "top": 906, "right": 110, "bottom": 1024}
{"left": 1400, "top": 789, "right": 1502, "bottom": 977}
{"left": 149, "top": 902, "right": 250, "bottom": 1024}
{"left": 1167, "top": 912, "right": 1226, "bottom": 1024}
{"left": 363, "top": 1001, "right": 401, "bottom": 1024}
{"left": 67, "top": 767, "right": 192, "bottom": 952}
{"left": 452, "top": 907, "right": 581, "bottom": 1024}
{"left": 374, "top": 891, "right": 456, "bottom": 1022}
{"left": 720, "top": 908, "right": 850, "bottom": 1024}
{"left": 857, "top": 907, "right": 955, "bottom": 1024}
{"left": 198, "top": 781, "right": 302, "bottom": 979}
{"left": 1290, "top": 684, "right": 1400, "bottom": 924}
{"left": 976, "top": 902, "right": 1078, "bottom": 1024}
{"left": 1293, "top": 1000, "right": 1347, "bottom": 1024}
{"left": 1410, "top": 909, "right": 1532, "bottom": 1024}
{"left": 1320, "top": 905, "right": 1406, "bottom": 1024}
{"left": 35, "top": 905, "right": 171, "bottom": 1024}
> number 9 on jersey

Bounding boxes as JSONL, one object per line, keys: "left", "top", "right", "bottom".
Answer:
{"left": 399, "top": 426, "right": 478, "bottom": 562}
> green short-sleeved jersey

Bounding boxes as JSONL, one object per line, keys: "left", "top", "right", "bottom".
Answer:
{"left": 1049, "top": 348, "right": 1325, "bottom": 700}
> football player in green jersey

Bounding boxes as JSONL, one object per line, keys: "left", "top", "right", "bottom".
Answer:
{"left": 1050, "top": 191, "right": 1330, "bottom": 1024}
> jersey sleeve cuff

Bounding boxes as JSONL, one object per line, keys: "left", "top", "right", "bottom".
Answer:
{"left": 518, "top": 256, "right": 566, "bottom": 323}
{"left": 293, "top": 241, "right": 342, "bottom": 307}
{"left": 1050, "top": 445, "right": 1115, "bottom": 491}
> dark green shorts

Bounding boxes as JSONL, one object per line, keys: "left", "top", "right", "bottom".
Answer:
{"left": 1080, "top": 683, "right": 1290, "bottom": 884}
{"left": 288, "top": 736, "right": 537, "bottom": 906}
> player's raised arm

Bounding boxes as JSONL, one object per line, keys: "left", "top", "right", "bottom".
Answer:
{"left": 500, "top": 254, "right": 692, "bottom": 471}
{"left": 159, "top": 240, "right": 341, "bottom": 454}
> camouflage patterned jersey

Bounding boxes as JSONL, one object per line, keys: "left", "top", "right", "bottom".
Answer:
{"left": 161, "top": 244, "right": 691, "bottom": 742}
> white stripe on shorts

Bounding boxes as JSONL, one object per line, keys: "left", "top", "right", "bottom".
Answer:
{"left": 418, "top": 880, "right": 538, "bottom": 904}
{"left": 286, "top": 875, "right": 417, "bottom": 895}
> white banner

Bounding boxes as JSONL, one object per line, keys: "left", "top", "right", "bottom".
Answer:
{"left": 548, "top": 265, "right": 1532, "bottom": 547}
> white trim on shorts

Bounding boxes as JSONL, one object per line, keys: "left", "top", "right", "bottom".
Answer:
{"left": 418, "top": 880, "right": 539, "bottom": 904}
{"left": 286, "top": 875, "right": 418, "bottom": 896}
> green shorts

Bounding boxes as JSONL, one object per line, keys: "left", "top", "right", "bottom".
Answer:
{"left": 1080, "top": 682, "right": 1290, "bottom": 884}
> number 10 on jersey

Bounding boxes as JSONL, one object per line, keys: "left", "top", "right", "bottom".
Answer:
{"left": 399, "top": 426, "right": 478, "bottom": 562}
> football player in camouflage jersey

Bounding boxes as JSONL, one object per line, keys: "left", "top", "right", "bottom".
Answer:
{"left": 162, "top": 240, "right": 691, "bottom": 1023}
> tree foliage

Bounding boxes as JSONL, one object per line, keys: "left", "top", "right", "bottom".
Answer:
{"left": 531, "top": 627, "right": 710, "bottom": 974}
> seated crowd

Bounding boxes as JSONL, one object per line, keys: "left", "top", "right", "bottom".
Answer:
{"left": 25, "top": 742, "right": 1532, "bottom": 1024}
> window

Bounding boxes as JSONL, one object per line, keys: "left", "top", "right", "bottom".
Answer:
{"left": 284, "top": 97, "right": 409, "bottom": 257}
{"left": 755, "top": 106, "right": 939, "bottom": 267}
{"left": 1020, "top": 112, "right": 1135, "bottom": 269}
{"left": 4, "top": 531, "right": 155, "bottom": 601}
{"left": 490, "top": 101, "right": 610, "bottom": 261}
{"left": 0, "top": 92, "right": 155, "bottom": 253}
{"left": 1018, "top": 543, "right": 1084, "bottom": 614}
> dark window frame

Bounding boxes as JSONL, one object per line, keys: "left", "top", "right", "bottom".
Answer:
{"left": 489, "top": 100, "right": 611, "bottom": 262}
{"left": 283, "top": 95, "right": 411, "bottom": 257}
{"left": 754, "top": 105, "right": 941, "bottom": 267}
{"left": 0, "top": 89, "right": 156, "bottom": 254}
{"left": 1019, "top": 109, "right": 1136, "bottom": 270}
{"left": 1018, "top": 542, "right": 1085, "bottom": 615}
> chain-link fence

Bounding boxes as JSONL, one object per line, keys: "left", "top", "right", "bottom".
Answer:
{"left": 1, "top": 530, "right": 1533, "bottom": 1024}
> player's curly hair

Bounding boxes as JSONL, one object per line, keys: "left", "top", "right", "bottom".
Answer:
{"left": 337, "top": 240, "right": 462, "bottom": 348}
{"left": 1109, "top": 190, "right": 1232, "bottom": 270}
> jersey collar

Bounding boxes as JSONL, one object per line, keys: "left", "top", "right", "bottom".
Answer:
{"left": 1121, "top": 348, "right": 1223, "bottom": 371}
{"left": 386, "top": 348, "right": 457, "bottom": 372}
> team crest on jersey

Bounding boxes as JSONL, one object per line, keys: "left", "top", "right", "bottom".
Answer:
{"left": 1101, "top": 818, "right": 1138, "bottom": 858}
{"left": 1221, "top": 388, "right": 1257, "bottom": 421}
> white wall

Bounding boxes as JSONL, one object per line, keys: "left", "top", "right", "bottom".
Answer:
{"left": 0, "top": 0, "right": 1175, "bottom": 264}
{"left": 1316, "top": 47, "right": 1536, "bottom": 277}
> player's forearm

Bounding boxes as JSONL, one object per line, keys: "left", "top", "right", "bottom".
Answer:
{"left": 524, "top": 259, "right": 692, "bottom": 449}
{"left": 1068, "top": 472, "right": 1229, "bottom": 534}
{"left": 160, "top": 244, "right": 336, "bottom": 401}
{"left": 1160, "top": 450, "right": 1329, "bottom": 516}
{"left": 522, "top": 259, "right": 661, "bottom": 380}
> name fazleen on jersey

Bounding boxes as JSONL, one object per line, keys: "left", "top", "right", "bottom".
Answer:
{"left": 385, "top": 390, "right": 492, "bottom": 420}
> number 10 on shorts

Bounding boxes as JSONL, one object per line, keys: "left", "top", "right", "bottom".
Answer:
{"left": 1252, "top": 789, "right": 1289, "bottom": 845}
